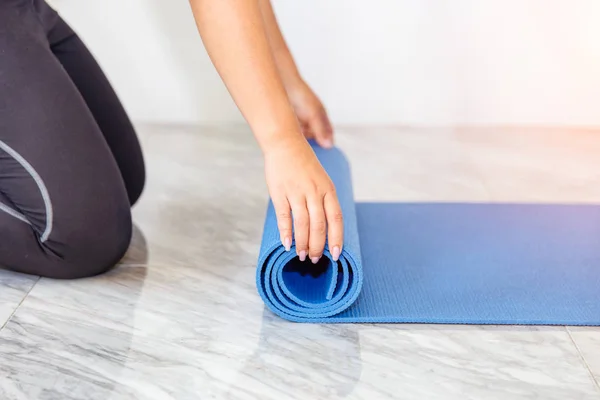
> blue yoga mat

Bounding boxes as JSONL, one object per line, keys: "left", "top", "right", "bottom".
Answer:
{"left": 256, "top": 143, "right": 600, "bottom": 324}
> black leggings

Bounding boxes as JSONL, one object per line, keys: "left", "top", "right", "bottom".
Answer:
{"left": 0, "top": 1, "right": 145, "bottom": 279}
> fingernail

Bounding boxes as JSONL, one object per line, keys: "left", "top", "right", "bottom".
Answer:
{"left": 323, "top": 139, "right": 333, "bottom": 149}
{"left": 332, "top": 246, "right": 341, "bottom": 261}
{"left": 299, "top": 251, "right": 307, "bottom": 262}
{"left": 311, "top": 256, "right": 320, "bottom": 264}
{"left": 283, "top": 237, "right": 291, "bottom": 251}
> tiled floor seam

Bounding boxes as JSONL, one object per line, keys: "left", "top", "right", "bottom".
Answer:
{"left": 566, "top": 327, "right": 600, "bottom": 395}
{"left": 0, "top": 276, "right": 41, "bottom": 333}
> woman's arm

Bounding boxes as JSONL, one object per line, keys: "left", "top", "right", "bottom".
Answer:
{"left": 189, "top": 0, "right": 298, "bottom": 150}
{"left": 258, "top": 0, "right": 335, "bottom": 149}
{"left": 188, "top": 0, "right": 344, "bottom": 263}
{"left": 257, "top": 0, "right": 301, "bottom": 91}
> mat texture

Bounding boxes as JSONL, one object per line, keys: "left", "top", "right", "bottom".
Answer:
{"left": 256, "top": 143, "right": 600, "bottom": 324}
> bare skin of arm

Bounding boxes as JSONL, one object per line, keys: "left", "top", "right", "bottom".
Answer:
{"left": 258, "top": 0, "right": 335, "bottom": 148}
{"left": 188, "top": 0, "right": 344, "bottom": 263}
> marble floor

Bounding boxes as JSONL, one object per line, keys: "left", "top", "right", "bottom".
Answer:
{"left": 1, "top": 124, "right": 600, "bottom": 400}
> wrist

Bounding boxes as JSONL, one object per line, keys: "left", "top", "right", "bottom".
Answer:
{"left": 244, "top": 92, "right": 303, "bottom": 155}
{"left": 280, "top": 72, "right": 304, "bottom": 93}
{"left": 258, "top": 125, "right": 306, "bottom": 156}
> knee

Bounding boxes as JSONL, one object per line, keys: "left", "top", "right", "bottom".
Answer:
{"left": 123, "top": 137, "right": 146, "bottom": 207}
{"left": 128, "top": 164, "right": 146, "bottom": 206}
{"left": 40, "top": 209, "right": 133, "bottom": 280}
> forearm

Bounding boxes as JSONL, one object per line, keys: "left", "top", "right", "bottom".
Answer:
{"left": 188, "top": 0, "right": 303, "bottom": 152}
{"left": 258, "top": 0, "right": 303, "bottom": 90}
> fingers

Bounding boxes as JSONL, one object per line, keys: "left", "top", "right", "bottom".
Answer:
{"left": 273, "top": 196, "right": 293, "bottom": 251}
{"left": 288, "top": 191, "right": 343, "bottom": 264}
{"left": 309, "top": 109, "right": 334, "bottom": 149}
{"left": 324, "top": 190, "right": 344, "bottom": 262}
{"left": 290, "top": 198, "right": 309, "bottom": 262}
{"left": 307, "top": 195, "right": 327, "bottom": 264}
{"left": 274, "top": 191, "right": 342, "bottom": 264}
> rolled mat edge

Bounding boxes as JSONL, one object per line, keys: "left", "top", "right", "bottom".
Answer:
{"left": 256, "top": 143, "right": 364, "bottom": 322}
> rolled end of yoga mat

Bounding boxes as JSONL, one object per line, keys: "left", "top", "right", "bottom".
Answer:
{"left": 256, "top": 143, "right": 364, "bottom": 322}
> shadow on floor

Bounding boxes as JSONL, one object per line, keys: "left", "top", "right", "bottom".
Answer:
{"left": 118, "top": 223, "right": 150, "bottom": 266}
{"left": 0, "top": 224, "right": 150, "bottom": 399}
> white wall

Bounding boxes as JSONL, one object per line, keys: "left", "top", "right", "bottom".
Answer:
{"left": 49, "top": 0, "right": 600, "bottom": 127}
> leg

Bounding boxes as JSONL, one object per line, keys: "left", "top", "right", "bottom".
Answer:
{"left": 0, "top": 6, "right": 132, "bottom": 279}
{"left": 48, "top": 16, "right": 146, "bottom": 205}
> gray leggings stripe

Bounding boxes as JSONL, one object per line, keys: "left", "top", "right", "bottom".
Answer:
{"left": 0, "top": 201, "right": 30, "bottom": 225}
{"left": 0, "top": 140, "right": 53, "bottom": 243}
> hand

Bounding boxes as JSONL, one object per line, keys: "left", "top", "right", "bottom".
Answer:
{"left": 286, "top": 79, "right": 334, "bottom": 149}
{"left": 264, "top": 135, "right": 344, "bottom": 263}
